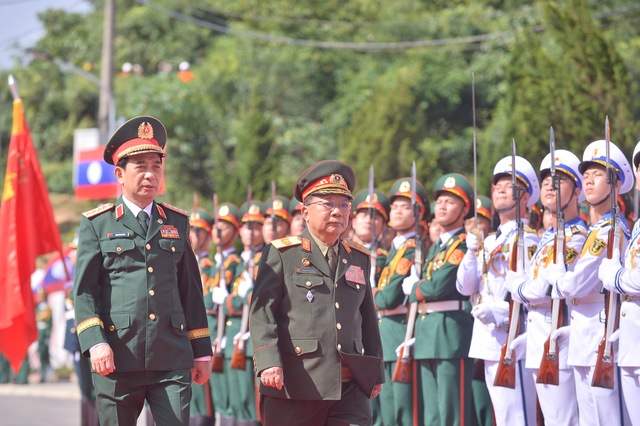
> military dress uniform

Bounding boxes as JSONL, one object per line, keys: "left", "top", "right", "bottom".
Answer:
{"left": 250, "top": 160, "right": 384, "bottom": 426}
{"left": 74, "top": 116, "right": 212, "bottom": 426}
{"left": 457, "top": 157, "right": 540, "bottom": 426}
{"left": 543, "top": 140, "right": 633, "bottom": 426}
{"left": 405, "top": 173, "right": 474, "bottom": 426}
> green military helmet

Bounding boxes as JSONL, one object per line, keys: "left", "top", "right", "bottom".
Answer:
{"left": 190, "top": 208, "right": 213, "bottom": 233}
{"left": 434, "top": 173, "right": 473, "bottom": 210}
{"left": 240, "top": 200, "right": 265, "bottom": 224}
{"left": 265, "top": 195, "right": 292, "bottom": 223}
{"left": 351, "top": 189, "right": 390, "bottom": 221}
{"left": 389, "top": 177, "right": 430, "bottom": 218}
{"left": 289, "top": 198, "right": 303, "bottom": 217}
{"left": 475, "top": 195, "right": 492, "bottom": 221}
{"left": 216, "top": 202, "right": 241, "bottom": 229}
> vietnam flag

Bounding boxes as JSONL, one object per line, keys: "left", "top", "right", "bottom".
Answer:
{"left": 0, "top": 98, "right": 62, "bottom": 372}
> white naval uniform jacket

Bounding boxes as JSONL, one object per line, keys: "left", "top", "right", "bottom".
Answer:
{"left": 553, "top": 213, "right": 629, "bottom": 367}
{"left": 457, "top": 219, "right": 539, "bottom": 361}
{"left": 511, "top": 217, "right": 588, "bottom": 369}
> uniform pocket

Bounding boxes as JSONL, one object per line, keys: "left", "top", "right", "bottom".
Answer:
{"left": 159, "top": 239, "right": 185, "bottom": 254}
{"left": 102, "top": 239, "right": 135, "bottom": 256}
{"left": 283, "top": 338, "right": 319, "bottom": 356}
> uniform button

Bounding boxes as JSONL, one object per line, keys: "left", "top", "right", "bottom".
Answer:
{"left": 148, "top": 267, "right": 153, "bottom": 273}
{"left": 158, "top": 219, "right": 163, "bottom": 224}
{"left": 109, "top": 325, "right": 115, "bottom": 331}
{"left": 361, "top": 348, "right": 365, "bottom": 355}
{"left": 226, "top": 320, "right": 232, "bottom": 326}
{"left": 295, "top": 346, "right": 302, "bottom": 355}
{"left": 337, "top": 344, "right": 342, "bottom": 350}
{"left": 336, "top": 323, "right": 342, "bottom": 330}
{"left": 571, "top": 315, "right": 574, "bottom": 320}
{"left": 171, "top": 247, "right": 176, "bottom": 253}
{"left": 622, "top": 311, "right": 626, "bottom": 317}
{"left": 356, "top": 285, "right": 361, "bottom": 290}
{"left": 146, "top": 244, "right": 151, "bottom": 250}
{"left": 306, "top": 281, "right": 312, "bottom": 287}
{"left": 421, "top": 315, "right": 426, "bottom": 320}
{"left": 149, "top": 314, "right": 156, "bottom": 321}
{"left": 149, "top": 290, "right": 155, "bottom": 296}
{"left": 180, "top": 324, "right": 184, "bottom": 330}
{"left": 335, "top": 302, "right": 340, "bottom": 309}
{"left": 378, "top": 319, "right": 382, "bottom": 324}
{"left": 528, "top": 318, "right": 532, "bottom": 323}
{"left": 116, "top": 246, "right": 122, "bottom": 253}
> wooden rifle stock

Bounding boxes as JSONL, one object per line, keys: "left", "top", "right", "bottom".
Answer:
{"left": 494, "top": 299, "right": 520, "bottom": 388}
{"left": 212, "top": 254, "right": 227, "bottom": 373}
{"left": 536, "top": 299, "right": 565, "bottom": 385}
{"left": 230, "top": 304, "right": 250, "bottom": 370}
{"left": 392, "top": 301, "right": 418, "bottom": 383}
{"left": 592, "top": 291, "right": 619, "bottom": 389}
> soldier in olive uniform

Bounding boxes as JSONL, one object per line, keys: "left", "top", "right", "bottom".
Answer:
{"left": 403, "top": 173, "right": 474, "bottom": 426}
{"left": 250, "top": 160, "right": 384, "bottom": 426}
{"left": 263, "top": 195, "right": 292, "bottom": 244}
{"left": 373, "top": 178, "right": 428, "bottom": 426}
{"left": 350, "top": 189, "right": 390, "bottom": 283}
{"left": 289, "top": 198, "right": 305, "bottom": 236}
{"left": 73, "top": 116, "right": 212, "bottom": 426}
{"left": 189, "top": 208, "right": 215, "bottom": 426}
{"left": 209, "top": 203, "right": 242, "bottom": 426}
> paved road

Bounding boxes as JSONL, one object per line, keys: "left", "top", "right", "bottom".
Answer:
{"left": 0, "top": 381, "right": 81, "bottom": 426}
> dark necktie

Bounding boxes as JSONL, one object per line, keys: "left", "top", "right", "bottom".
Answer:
{"left": 326, "top": 247, "right": 338, "bottom": 276}
{"left": 137, "top": 210, "right": 149, "bottom": 235}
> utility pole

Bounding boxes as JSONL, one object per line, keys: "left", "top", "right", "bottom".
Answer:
{"left": 98, "top": 0, "right": 115, "bottom": 144}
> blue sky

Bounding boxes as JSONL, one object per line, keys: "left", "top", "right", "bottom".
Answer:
{"left": 0, "top": 0, "right": 89, "bottom": 70}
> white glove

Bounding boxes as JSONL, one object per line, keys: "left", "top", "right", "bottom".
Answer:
{"left": 550, "top": 326, "right": 571, "bottom": 350}
{"left": 220, "top": 335, "right": 227, "bottom": 350}
{"left": 466, "top": 230, "right": 482, "bottom": 252}
{"left": 237, "top": 271, "right": 254, "bottom": 298}
{"left": 608, "top": 329, "right": 620, "bottom": 344}
{"left": 540, "top": 262, "right": 566, "bottom": 292}
{"left": 471, "top": 303, "right": 496, "bottom": 325}
{"left": 212, "top": 286, "right": 229, "bottom": 305}
{"left": 232, "top": 331, "right": 252, "bottom": 346}
{"left": 504, "top": 269, "right": 526, "bottom": 294}
{"left": 395, "top": 337, "right": 415, "bottom": 357}
{"left": 509, "top": 332, "right": 527, "bottom": 354}
{"left": 599, "top": 257, "right": 623, "bottom": 292}
{"left": 402, "top": 265, "right": 419, "bottom": 296}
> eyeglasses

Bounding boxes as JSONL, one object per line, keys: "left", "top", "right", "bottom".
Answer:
{"left": 305, "top": 200, "right": 352, "bottom": 211}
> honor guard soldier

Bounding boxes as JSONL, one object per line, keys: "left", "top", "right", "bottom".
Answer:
{"left": 189, "top": 208, "right": 215, "bottom": 426}
{"left": 457, "top": 157, "right": 540, "bottom": 426}
{"left": 74, "top": 116, "right": 212, "bottom": 426}
{"left": 402, "top": 173, "right": 474, "bottom": 426}
{"left": 250, "top": 160, "right": 384, "bottom": 426}
{"left": 208, "top": 202, "right": 242, "bottom": 426}
{"left": 351, "top": 189, "right": 391, "bottom": 283}
{"left": 598, "top": 140, "right": 640, "bottom": 423}
{"left": 543, "top": 140, "right": 633, "bottom": 425}
{"left": 508, "top": 150, "right": 587, "bottom": 425}
{"left": 373, "top": 178, "right": 427, "bottom": 426}
{"left": 465, "top": 195, "right": 493, "bottom": 236}
{"left": 289, "top": 198, "right": 305, "bottom": 236}
{"left": 263, "top": 195, "right": 291, "bottom": 244}
{"left": 227, "top": 200, "right": 265, "bottom": 426}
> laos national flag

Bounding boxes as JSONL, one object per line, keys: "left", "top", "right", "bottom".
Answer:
{"left": 75, "top": 147, "right": 119, "bottom": 200}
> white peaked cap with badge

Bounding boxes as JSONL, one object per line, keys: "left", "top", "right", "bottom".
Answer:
{"left": 540, "top": 149, "right": 586, "bottom": 203}
{"left": 492, "top": 155, "right": 540, "bottom": 208}
{"left": 579, "top": 140, "right": 634, "bottom": 195}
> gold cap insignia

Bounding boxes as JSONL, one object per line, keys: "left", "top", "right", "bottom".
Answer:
{"left": 444, "top": 176, "right": 456, "bottom": 189}
{"left": 399, "top": 181, "right": 411, "bottom": 193}
{"left": 366, "top": 193, "right": 379, "bottom": 203}
{"left": 249, "top": 205, "right": 260, "bottom": 215}
{"left": 138, "top": 122, "right": 154, "bottom": 139}
{"left": 554, "top": 156, "right": 563, "bottom": 165}
{"left": 592, "top": 148, "right": 599, "bottom": 158}
{"left": 273, "top": 200, "right": 283, "bottom": 210}
{"left": 330, "top": 174, "right": 344, "bottom": 185}
{"left": 476, "top": 198, "right": 482, "bottom": 209}
{"left": 219, "top": 205, "right": 230, "bottom": 216}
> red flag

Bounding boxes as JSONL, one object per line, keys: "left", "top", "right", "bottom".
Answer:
{"left": 0, "top": 99, "right": 62, "bottom": 372}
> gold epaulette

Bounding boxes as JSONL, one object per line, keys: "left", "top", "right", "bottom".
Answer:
{"left": 159, "top": 202, "right": 188, "bottom": 216}
{"left": 346, "top": 240, "right": 370, "bottom": 255}
{"left": 524, "top": 226, "right": 537, "bottom": 234}
{"left": 405, "top": 239, "right": 416, "bottom": 248}
{"left": 83, "top": 203, "right": 114, "bottom": 218}
{"left": 568, "top": 225, "right": 587, "bottom": 238}
{"left": 272, "top": 236, "right": 302, "bottom": 250}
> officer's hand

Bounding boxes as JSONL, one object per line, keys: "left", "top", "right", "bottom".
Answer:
{"left": 470, "top": 303, "right": 496, "bottom": 325}
{"left": 260, "top": 366, "right": 284, "bottom": 390}
{"left": 599, "top": 257, "right": 622, "bottom": 291}
{"left": 466, "top": 229, "right": 482, "bottom": 252}
{"left": 237, "top": 272, "right": 253, "bottom": 298}
{"left": 90, "top": 343, "right": 115, "bottom": 376}
{"left": 402, "top": 265, "right": 419, "bottom": 296}
{"left": 370, "top": 384, "right": 383, "bottom": 399}
{"left": 191, "top": 360, "right": 211, "bottom": 385}
{"left": 212, "top": 286, "right": 229, "bottom": 305}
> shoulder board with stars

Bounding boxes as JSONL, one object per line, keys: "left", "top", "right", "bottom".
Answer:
{"left": 567, "top": 225, "right": 587, "bottom": 238}
{"left": 83, "top": 203, "right": 114, "bottom": 219}
{"left": 159, "top": 202, "right": 189, "bottom": 217}
{"left": 272, "top": 236, "right": 302, "bottom": 250}
{"left": 344, "top": 240, "right": 370, "bottom": 255}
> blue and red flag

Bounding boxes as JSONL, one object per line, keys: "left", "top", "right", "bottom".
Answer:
{"left": 75, "top": 146, "right": 119, "bottom": 200}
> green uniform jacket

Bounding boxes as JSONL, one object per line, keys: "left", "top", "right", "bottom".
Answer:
{"left": 374, "top": 236, "right": 419, "bottom": 362}
{"left": 410, "top": 229, "right": 473, "bottom": 360}
{"left": 74, "top": 198, "right": 212, "bottom": 371}
{"left": 250, "top": 229, "right": 384, "bottom": 400}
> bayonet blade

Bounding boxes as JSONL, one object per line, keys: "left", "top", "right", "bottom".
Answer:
{"left": 411, "top": 161, "right": 417, "bottom": 218}
{"left": 550, "top": 127, "right": 556, "bottom": 179}
{"left": 511, "top": 138, "right": 517, "bottom": 202}
{"left": 472, "top": 72, "right": 478, "bottom": 224}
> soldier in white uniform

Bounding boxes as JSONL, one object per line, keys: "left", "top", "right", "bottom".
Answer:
{"left": 542, "top": 140, "right": 632, "bottom": 426}
{"left": 456, "top": 155, "right": 540, "bottom": 426}
{"left": 598, "top": 140, "right": 640, "bottom": 425}
{"left": 508, "top": 150, "right": 587, "bottom": 425}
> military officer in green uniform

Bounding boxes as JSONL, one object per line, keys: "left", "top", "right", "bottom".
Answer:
{"left": 74, "top": 116, "right": 212, "bottom": 426}
{"left": 403, "top": 173, "right": 474, "bottom": 426}
{"left": 372, "top": 178, "right": 429, "bottom": 426}
{"left": 209, "top": 202, "right": 242, "bottom": 426}
{"left": 250, "top": 160, "right": 384, "bottom": 426}
{"left": 189, "top": 208, "right": 215, "bottom": 426}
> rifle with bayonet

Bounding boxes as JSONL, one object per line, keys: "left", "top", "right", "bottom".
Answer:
{"left": 368, "top": 165, "right": 379, "bottom": 287}
{"left": 211, "top": 193, "right": 226, "bottom": 373}
{"left": 231, "top": 186, "right": 254, "bottom": 371}
{"left": 537, "top": 127, "right": 567, "bottom": 385}
{"left": 393, "top": 162, "right": 421, "bottom": 384}
{"left": 592, "top": 116, "right": 620, "bottom": 389}
{"left": 495, "top": 139, "right": 524, "bottom": 389}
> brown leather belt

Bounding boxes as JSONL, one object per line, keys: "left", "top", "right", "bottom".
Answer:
{"left": 417, "top": 300, "right": 464, "bottom": 314}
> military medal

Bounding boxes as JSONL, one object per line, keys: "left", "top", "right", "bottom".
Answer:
{"left": 345, "top": 265, "right": 366, "bottom": 285}
{"left": 306, "top": 291, "right": 314, "bottom": 302}
{"left": 302, "top": 258, "right": 310, "bottom": 266}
